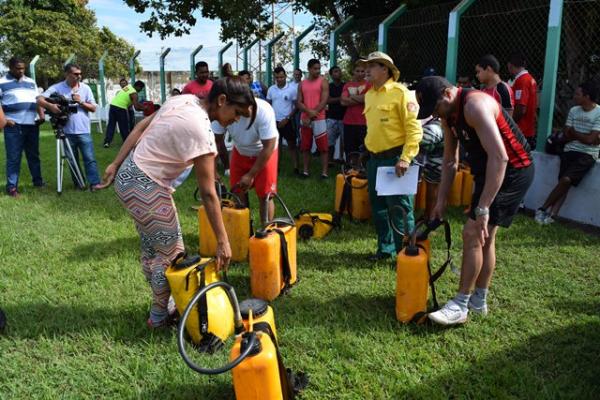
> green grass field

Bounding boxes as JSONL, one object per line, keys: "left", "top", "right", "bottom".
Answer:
{"left": 0, "top": 124, "right": 599, "bottom": 399}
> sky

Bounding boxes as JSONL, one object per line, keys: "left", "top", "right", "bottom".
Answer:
{"left": 88, "top": 0, "right": 317, "bottom": 72}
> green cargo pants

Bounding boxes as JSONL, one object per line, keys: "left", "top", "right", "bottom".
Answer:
{"left": 366, "top": 155, "right": 415, "bottom": 256}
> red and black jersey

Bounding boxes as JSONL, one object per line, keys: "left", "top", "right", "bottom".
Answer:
{"left": 451, "top": 88, "right": 532, "bottom": 177}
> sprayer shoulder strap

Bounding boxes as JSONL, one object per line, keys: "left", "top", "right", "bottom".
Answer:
{"left": 197, "top": 269, "right": 209, "bottom": 335}
{"left": 253, "top": 322, "right": 308, "bottom": 399}
{"left": 272, "top": 228, "right": 292, "bottom": 293}
{"left": 430, "top": 220, "right": 452, "bottom": 284}
{"left": 296, "top": 209, "right": 335, "bottom": 227}
{"left": 337, "top": 177, "right": 353, "bottom": 219}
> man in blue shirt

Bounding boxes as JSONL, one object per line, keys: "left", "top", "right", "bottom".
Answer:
{"left": 37, "top": 63, "right": 101, "bottom": 191}
{"left": 0, "top": 57, "right": 45, "bottom": 197}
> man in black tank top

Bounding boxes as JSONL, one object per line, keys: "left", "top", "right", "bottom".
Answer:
{"left": 414, "top": 76, "right": 534, "bottom": 326}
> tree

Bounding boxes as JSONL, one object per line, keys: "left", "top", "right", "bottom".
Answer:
{"left": 0, "top": 0, "right": 139, "bottom": 87}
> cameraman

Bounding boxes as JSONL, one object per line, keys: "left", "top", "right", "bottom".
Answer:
{"left": 37, "top": 63, "right": 102, "bottom": 191}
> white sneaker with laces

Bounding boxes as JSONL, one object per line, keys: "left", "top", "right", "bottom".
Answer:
{"left": 428, "top": 299, "right": 468, "bottom": 326}
{"left": 534, "top": 209, "right": 547, "bottom": 225}
{"left": 468, "top": 299, "right": 488, "bottom": 316}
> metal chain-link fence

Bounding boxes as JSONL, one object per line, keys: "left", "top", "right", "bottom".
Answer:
{"left": 338, "top": 14, "right": 386, "bottom": 74}
{"left": 388, "top": 1, "right": 458, "bottom": 86}
{"left": 555, "top": 0, "right": 600, "bottom": 127}
{"left": 457, "top": 0, "right": 549, "bottom": 88}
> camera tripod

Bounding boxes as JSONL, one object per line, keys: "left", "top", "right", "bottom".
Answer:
{"left": 55, "top": 127, "right": 86, "bottom": 194}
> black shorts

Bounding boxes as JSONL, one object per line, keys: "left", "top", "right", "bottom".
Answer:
{"left": 559, "top": 151, "right": 596, "bottom": 186}
{"left": 278, "top": 121, "right": 296, "bottom": 149}
{"left": 343, "top": 124, "right": 367, "bottom": 156}
{"left": 470, "top": 164, "right": 534, "bottom": 227}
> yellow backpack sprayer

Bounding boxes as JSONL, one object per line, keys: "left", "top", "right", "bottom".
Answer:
{"left": 197, "top": 182, "right": 251, "bottom": 262}
{"left": 391, "top": 206, "right": 453, "bottom": 324}
{"left": 177, "top": 281, "right": 308, "bottom": 400}
{"left": 334, "top": 157, "right": 371, "bottom": 223}
{"left": 293, "top": 209, "right": 338, "bottom": 240}
{"left": 249, "top": 193, "right": 298, "bottom": 301}
{"left": 165, "top": 254, "right": 234, "bottom": 352}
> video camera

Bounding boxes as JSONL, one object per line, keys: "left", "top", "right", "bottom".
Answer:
{"left": 45, "top": 93, "right": 79, "bottom": 129}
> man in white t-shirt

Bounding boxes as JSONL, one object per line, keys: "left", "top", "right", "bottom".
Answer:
{"left": 267, "top": 66, "right": 298, "bottom": 174}
{"left": 213, "top": 98, "right": 279, "bottom": 223}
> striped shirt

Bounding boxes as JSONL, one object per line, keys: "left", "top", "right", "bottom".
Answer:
{"left": 564, "top": 105, "right": 600, "bottom": 159}
{"left": 0, "top": 73, "right": 39, "bottom": 125}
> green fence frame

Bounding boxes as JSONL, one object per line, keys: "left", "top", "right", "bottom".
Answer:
{"left": 98, "top": 51, "right": 108, "bottom": 107}
{"left": 265, "top": 32, "right": 285, "bottom": 87}
{"left": 243, "top": 38, "right": 260, "bottom": 71}
{"left": 29, "top": 55, "right": 40, "bottom": 82}
{"left": 329, "top": 16, "right": 354, "bottom": 69}
{"left": 218, "top": 42, "right": 234, "bottom": 77}
{"left": 445, "top": 0, "right": 477, "bottom": 83}
{"left": 190, "top": 44, "right": 204, "bottom": 80}
{"left": 294, "top": 24, "right": 315, "bottom": 71}
{"left": 378, "top": 5, "right": 407, "bottom": 53}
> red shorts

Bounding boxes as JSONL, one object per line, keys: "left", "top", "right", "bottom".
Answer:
{"left": 300, "top": 119, "right": 328, "bottom": 152}
{"left": 230, "top": 147, "right": 278, "bottom": 198}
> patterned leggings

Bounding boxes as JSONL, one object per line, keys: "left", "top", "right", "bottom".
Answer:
{"left": 114, "top": 153, "right": 184, "bottom": 324}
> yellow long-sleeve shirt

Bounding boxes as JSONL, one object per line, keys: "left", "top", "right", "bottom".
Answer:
{"left": 364, "top": 79, "right": 423, "bottom": 162}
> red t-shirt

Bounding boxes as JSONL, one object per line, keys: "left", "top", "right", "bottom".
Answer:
{"left": 182, "top": 79, "right": 213, "bottom": 99}
{"left": 341, "top": 81, "right": 371, "bottom": 126}
{"left": 511, "top": 71, "right": 538, "bottom": 137}
{"left": 481, "top": 81, "right": 514, "bottom": 112}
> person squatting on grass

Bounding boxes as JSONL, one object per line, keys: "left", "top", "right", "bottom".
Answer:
{"left": 296, "top": 59, "right": 330, "bottom": 179}
{"left": 213, "top": 97, "right": 279, "bottom": 225}
{"left": 415, "top": 76, "right": 534, "bottom": 326}
{"left": 535, "top": 82, "right": 600, "bottom": 225}
{"left": 360, "top": 52, "right": 423, "bottom": 261}
{"left": 0, "top": 56, "right": 46, "bottom": 197}
{"left": 97, "top": 77, "right": 256, "bottom": 328}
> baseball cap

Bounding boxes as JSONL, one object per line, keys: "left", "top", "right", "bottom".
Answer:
{"left": 414, "top": 76, "right": 453, "bottom": 119}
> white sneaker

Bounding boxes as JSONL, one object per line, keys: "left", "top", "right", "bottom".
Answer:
{"left": 534, "top": 209, "right": 547, "bottom": 225}
{"left": 428, "top": 300, "right": 468, "bottom": 326}
{"left": 167, "top": 296, "right": 177, "bottom": 316}
{"left": 467, "top": 299, "right": 488, "bottom": 316}
{"left": 543, "top": 215, "right": 555, "bottom": 225}
{"left": 224, "top": 169, "right": 230, "bottom": 177}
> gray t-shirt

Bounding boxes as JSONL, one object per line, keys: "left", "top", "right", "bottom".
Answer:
{"left": 41, "top": 81, "right": 96, "bottom": 135}
{"left": 564, "top": 105, "right": 600, "bottom": 160}
{"left": 211, "top": 98, "right": 278, "bottom": 157}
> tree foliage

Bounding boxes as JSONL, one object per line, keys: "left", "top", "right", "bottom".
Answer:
{"left": 0, "top": 0, "right": 139, "bottom": 87}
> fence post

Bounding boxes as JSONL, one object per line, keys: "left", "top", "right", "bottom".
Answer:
{"left": 378, "top": 5, "right": 407, "bottom": 53}
{"left": 538, "top": 0, "right": 565, "bottom": 151}
{"left": 243, "top": 38, "right": 260, "bottom": 71}
{"left": 445, "top": 0, "right": 477, "bottom": 83}
{"left": 218, "top": 42, "right": 234, "bottom": 77}
{"left": 98, "top": 51, "right": 108, "bottom": 108}
{"left": 265, "top": 32, "right": 285, "bottom": 87}
{"left": 294, "top": 24, "right": 315, "bottom": 71}
{"left": 329, "top": 16, "right": 355, "bottom": 69}
{"left": 63, "top": 53, "right": 76, "bottom": 67}
{"left": 129, "top": 50, "right": 141, "bottom": 84}
{"left": 29, "top": 55, "right": 40, "bottom": 82}
{"left": 190, "top": 44, "right": 204, "bottom": 80}
{"left": 160, "top": 48, "right": 171, "bottom": 104}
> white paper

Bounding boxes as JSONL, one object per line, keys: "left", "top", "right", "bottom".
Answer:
{"left": 375, "top": 165, "right": 419, "bottom": 196}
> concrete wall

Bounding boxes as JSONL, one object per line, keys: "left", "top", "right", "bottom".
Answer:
{"left": 523, "top": 151, "right": 600, "bottom": 227}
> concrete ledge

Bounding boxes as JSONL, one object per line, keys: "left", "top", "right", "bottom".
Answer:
{"left": 523, "top": 151, "right": 600, "bottom": 227}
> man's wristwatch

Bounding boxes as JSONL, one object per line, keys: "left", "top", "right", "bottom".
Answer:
{"left": 474, "top": 206, "right": 489, "bottom": 217}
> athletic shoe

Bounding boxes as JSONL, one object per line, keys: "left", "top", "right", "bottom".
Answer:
{"left": 103, "top": 142, "right": 110, "bottom": 148}
{"left": 7, "top": 188, "right": 19, "bottom": 198}
{"left": 224, "top": 169, "right": 230, "bottom": 177}
{"left": 300, "top": 172, "right": 309, "bottom": 179}
{"left": 320, "top": 174, "right": 329, "bottom": 180}
{"left": 428, "top": 299, "right": 468, "bottom": 326}
{"left": 90, "top": 184, "right": 103, "bottom": 192}
{"left": 534, "top": 208, "right": 547, "bottom": 225}
{"left": 543, "top": 215, "right": 555, "bottom": 225}
{"left": 467, "top": 298, "right": 488, "bottom": 316}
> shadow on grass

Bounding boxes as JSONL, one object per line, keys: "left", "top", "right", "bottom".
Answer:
{"left": 400, "top": 320, "right": 600, "bottom": 399}
{"left": 1, "top": 303, "right": 172, "bottom": 343}
{"left": 142, "top": 381, "right": 234, "bottom": 400}
{"left": 275, "top": 292, "right": 451, "bottom": 337}
{"left": 68, "top": 232, "right": 202, "bottom": 262}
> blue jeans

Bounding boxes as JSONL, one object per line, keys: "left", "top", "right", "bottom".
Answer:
{"left": 4, "top": 124, "right": 43, "bottom": 191}
{"left": 65, "top": 133, "right": 100, "bottom": 186}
